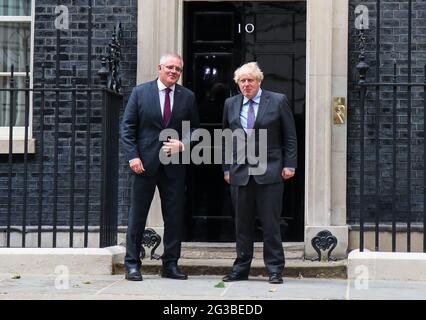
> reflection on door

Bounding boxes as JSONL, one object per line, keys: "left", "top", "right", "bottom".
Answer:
{"left": 183, "top": 1, "right": 306, "bottom": 242}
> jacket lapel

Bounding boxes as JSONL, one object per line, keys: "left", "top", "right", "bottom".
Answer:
{"left": 253, "top": 90, "right": 269, "bottom": 129}
{"left": 168, "top": 84, "right": 182, "bottom": 127}
{"left": 149, "top": 80, "right": 163, "bottom": 128}
{"left": 234, "top": 94, "right": 244, "bottom": 129}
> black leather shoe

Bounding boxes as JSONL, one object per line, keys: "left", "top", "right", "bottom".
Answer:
{"left": 222, "top": 271, "right": 248, "bottom": 282}
{"left": 268, "top": 273, "right": 283, "bottom": 284}
{"left": 125, "top": 268, "right": 143, "bottom": 281}
{"left": 161, "top": 264, "right": 188, "bottom": 280}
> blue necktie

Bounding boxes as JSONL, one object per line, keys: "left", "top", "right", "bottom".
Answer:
{"left": 247, "top": 99, "right": 255, "bottom": 134}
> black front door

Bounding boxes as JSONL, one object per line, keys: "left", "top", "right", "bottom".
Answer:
{"left": 183, "top": 1, "right": 306, "bottom": 242}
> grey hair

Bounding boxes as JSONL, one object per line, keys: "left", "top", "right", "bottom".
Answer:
{"left": 233, "top": 62, "right": 264, "bottom": 83}
{"left": 159, "top": 53, "right": 184, "bottom": 66}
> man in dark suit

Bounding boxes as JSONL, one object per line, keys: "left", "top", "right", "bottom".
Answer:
{"left": 222, "top": 62, "right": 297, "bottom": 284}
{"left": 121, "top": 53, "right": 199, "bottom": 281}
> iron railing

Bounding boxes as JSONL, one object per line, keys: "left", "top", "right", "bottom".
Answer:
{"left": 0, "top": 22, "right": 123, "bottom": 248}
{"left": 355, "top": 0, "right": 426, "bottom": 252}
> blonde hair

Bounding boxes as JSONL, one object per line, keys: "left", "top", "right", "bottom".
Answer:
{"left": 233, "top": 62, "right": 264, "bottom": 83}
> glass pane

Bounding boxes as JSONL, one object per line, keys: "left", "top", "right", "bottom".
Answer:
{"left": 0, "top": 76, "right": 26, "bottom": 127}
{"left": 194, "top": 13, "right": 234, "bottom": 42}
{"left": 0, "top": 22, "right": 31, "bottom": 72}
{"left": 0, "top": 0, "right": 31, "bottom": 16}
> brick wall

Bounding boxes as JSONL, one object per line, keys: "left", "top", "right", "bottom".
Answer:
{"left": 0, "top": 0, "right": 137, "bottom": 228}
{"left": 4, "top": 0, "right": 421, "bottom": 235}
{"left": 347, "top": 0, "right": 426, "bottom": 224}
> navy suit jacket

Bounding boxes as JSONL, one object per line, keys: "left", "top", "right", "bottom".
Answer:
{"left": 222, "top": 90, "right": 297, "bottom": 186}
{"left": 121, "top": 80, "right": 199, "bottom": 178}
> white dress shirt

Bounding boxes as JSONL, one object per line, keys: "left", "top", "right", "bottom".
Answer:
{"left": 157, "top": 78, "right": 175, "bottom": 116}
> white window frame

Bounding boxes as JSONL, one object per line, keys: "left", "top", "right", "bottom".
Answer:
{"left": 0, "top": 0, "right": 35, "bottom": 153}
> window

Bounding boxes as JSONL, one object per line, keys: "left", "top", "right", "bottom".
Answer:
{"left": 0, "top": 0, "right": 34, "bottom": 146}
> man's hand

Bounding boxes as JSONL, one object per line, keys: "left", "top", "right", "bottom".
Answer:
{"left": 162, "top": 139, "right": 183, "bottom": 156}
{"left": 224, "top": 172, "right": 230, "bottom": 184}
{"left": 281, "top": 168, "right": 295, "bottom": 180}
{"left": 129, "top": 158, "right": 145, "bottom": 174}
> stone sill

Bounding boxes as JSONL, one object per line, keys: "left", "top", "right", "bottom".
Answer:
{"left": 0, "top": 139, "right": 36, "bottom": 154}
{"left": 349, "top": 223, "right": 425, "bottom": 232}
{"left": 348, "top": 250, "right": 426, "bottom": 281}
{"left": 0, "top": 247, "right": 116, "bottom": 275}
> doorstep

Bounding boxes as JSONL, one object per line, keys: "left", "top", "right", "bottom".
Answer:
{"left": 113, "top": 243, "right": 347, "bottom": 279}
{"left": 113, "top": 258, "right": 347, "bottom": 279}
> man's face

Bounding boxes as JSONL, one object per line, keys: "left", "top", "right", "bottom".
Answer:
{"left": 158, "top": 56, "right": 183, "bottom": 87}
{"left": 238, "top": 74, "right": 261, "bottom": 99}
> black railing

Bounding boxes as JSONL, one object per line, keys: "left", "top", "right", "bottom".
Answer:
{"left": 100, "top": 89, "right": 122, "bottom": 248}
{"left": 0, "top": 22, "right": 123, "bottom": 248}
{"left": 355, "top": 0, "right": 426, "bottom": 252}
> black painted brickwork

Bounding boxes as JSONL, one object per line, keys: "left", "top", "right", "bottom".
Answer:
{"left": 0, "top": 0, "right": 137, "bottom": 228}
{"left": 4, "top": 0, "right": 421, "bottom": 233}
{"left": 348, "top": 0, "right": 426, "bottom": 224}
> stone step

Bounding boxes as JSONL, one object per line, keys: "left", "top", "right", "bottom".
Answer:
{"left": 114, "top": 259, "right": 347, "bottom": 279}
{"left": 0, "top": 247, "right": 113, "bottom": 275}
{"left": 180, "top": 242, "right": 305, "bottom": 260}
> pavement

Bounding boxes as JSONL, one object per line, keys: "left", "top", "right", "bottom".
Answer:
{"left": 1, "top": 273, "right": 426, "bottom": 300}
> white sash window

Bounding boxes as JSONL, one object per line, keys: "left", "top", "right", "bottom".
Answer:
{"left": 0, "top": 0, "right": 34, "bottom": 148}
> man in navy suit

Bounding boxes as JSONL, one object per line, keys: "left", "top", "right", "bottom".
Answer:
{"left": 121, "top": 53, "right": 199, "bottom": 281}
{"left": 222, "top": 62, "right": 297, "bottom": 284}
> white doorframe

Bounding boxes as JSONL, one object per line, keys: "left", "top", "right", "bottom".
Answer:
{"left": 136, "top": 0, "right": 349, "bottom": 258}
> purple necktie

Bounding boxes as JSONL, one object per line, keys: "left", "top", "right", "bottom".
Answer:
{"left": 247, "top": 99, "right": 255, "bottom": 133}
{"left": 163, "top": 87, "right": 172, "bottom": 127}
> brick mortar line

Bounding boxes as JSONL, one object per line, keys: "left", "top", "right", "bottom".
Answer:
{"left": 94, "top": 278, "right": 124, "bottom": 296}
{"left": 345, "top": 279, "right": 351, "bottom": 300}
{"left": 220, "top": 282, "right": 233, "bottom": 297}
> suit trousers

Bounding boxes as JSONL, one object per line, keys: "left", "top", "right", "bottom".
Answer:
{"left": 230, "top": 177, "right": 285, "bottom": 275}
{"left": 124, "top": 165, "right": 185, "bottom": 270}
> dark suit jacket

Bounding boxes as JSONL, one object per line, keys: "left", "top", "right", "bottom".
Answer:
{"left": 222, "top": 90, "right": 297, "bottom": 186}
{"left": 121, "top": 80, "right": 199, "bottom": 178}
